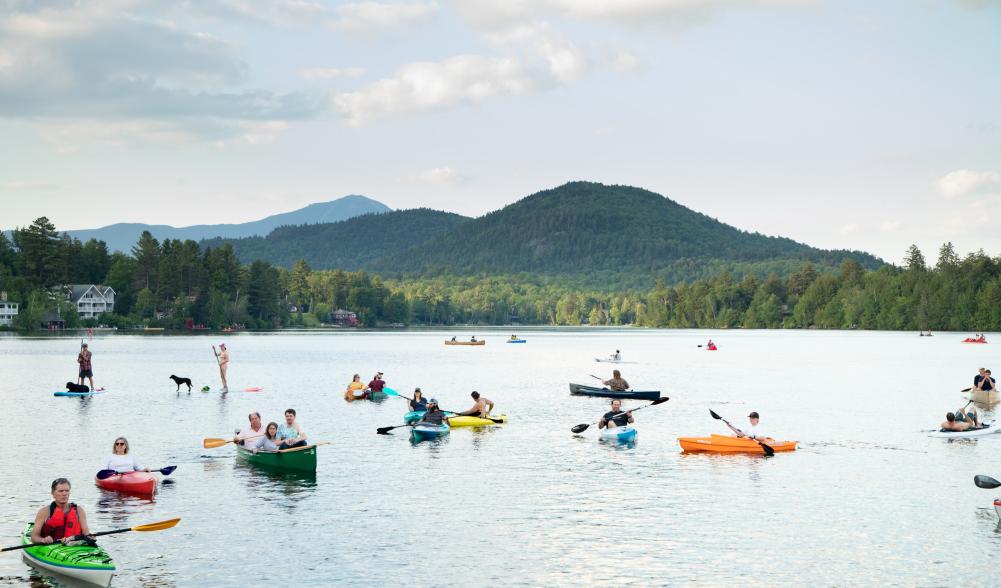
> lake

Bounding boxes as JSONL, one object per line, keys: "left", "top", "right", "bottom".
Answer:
{"left": 1, "top": 328, "right": 999, "bottom": 587}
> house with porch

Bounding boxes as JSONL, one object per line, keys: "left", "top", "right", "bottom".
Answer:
{"left": 61, "top": 285, "right": 116, "bottom": 319}
{"left": 0, "top": 291, "right": 18, "bottom": 326}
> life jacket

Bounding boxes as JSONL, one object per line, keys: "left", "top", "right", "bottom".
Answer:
{"left": 41, "top": 502, "right": 80, "bottom": 541}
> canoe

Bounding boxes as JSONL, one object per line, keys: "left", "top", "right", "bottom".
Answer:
{"left": 599, "top": 426, "right": 637, "bottom": 443}
{"left": 95, "top": 471, "right": 157, "bottom": 496}
{"left": 967, "top": 389, "right": 1000, "bottom": 405}
{"left": 569, "top": 383, "right": 660, "bottom": 401}
{"left": 53, "top": 390, "right": 106, "bottom": 397}
{"left": 21, "top": 524, "right": 115, "bottom": 587}
{"left": 962, "top": 338, "right": 988, "bottom": 343}
{"left": 507, "top": 339, "right": 527, "bottom": 343}
{"left": 928, "top": 421, "right": 1001, "bottom": 439}
{"left": 411, "top": 423, "right": 450, "bottom": 442}
{"left": 445, "top": 340, "right": 485, "bottom": 346}
{"left": 678, "top": 434, "right": 797, "bottom": 454}
{"left": 236, "top": 444, "right": 317, "bottom": 472}
{"left": 403, "top": 410, "right": 455, "bottom": 425}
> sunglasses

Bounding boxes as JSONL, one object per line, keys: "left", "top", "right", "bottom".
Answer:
{"left": 115, "top": 442, "right": 126, "bottom": 446}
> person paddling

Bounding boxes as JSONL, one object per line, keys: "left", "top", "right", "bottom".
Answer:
{"left": 77, "top": 343, "right": 95, "bottom": 390}
{"left": 417, "top": 399, "right": 449, "bottom": 426}
{"left": 233, "top": 412, "right": 264, "bottom": 447}
{"left": 409, "top": 388, "right": 428, "bottom": 412}
{"left": 598, "top": 399, "right": 634, "bottom": 430}
{"left": 31, "top": 479, "right": 93, "bottom": 545}
{"left": 214, "top": 343, "right": 229, "bottom": 393}
{"left": 456, "top": 391, "right": 494, "bottom": 418}
{"left": 729, "top": 411, "right": 770, "bottom": 441}
{"left": 603, "top": 369, "right": 629, "bottom": 391}
{"left": 611, "top": 350, "right": 621, "bottom": 361}
{"left": 100, "top": 437, "right": 151, "bottom": 473}
{"left": 941, "top": 412, "right": 973, "bottom": 432}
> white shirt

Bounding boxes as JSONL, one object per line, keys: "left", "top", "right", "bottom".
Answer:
{"left": 101, "top": 453, "right": 145, "bottom": 473}
{"left": 742, "top": 424, "right": 766, "bottom": 439}
{"left": 236, "top": 425, "right": 264, "bottom": 447}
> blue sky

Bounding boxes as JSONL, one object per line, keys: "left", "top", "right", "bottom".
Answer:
{"left": 1, "top": 0, "right": 999, "bottom": 263}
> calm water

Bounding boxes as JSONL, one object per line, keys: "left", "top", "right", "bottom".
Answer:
{"left": 1, "top": 329, "right": 1000, "bottom": 587}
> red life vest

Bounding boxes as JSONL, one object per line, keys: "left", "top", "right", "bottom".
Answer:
{"left": 40, "top": 502, "right": 80, "bottom": 541}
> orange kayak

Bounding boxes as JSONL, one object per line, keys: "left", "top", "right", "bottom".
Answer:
{"left": 678, "top": 434, "right": 797, "bottom": 454}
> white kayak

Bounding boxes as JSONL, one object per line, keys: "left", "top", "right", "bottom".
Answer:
{"left": 599, "top": 426, "right": 637, "bottom": 443}
{"left": 928, "top": 421, "right": 1001, "bottom": 438}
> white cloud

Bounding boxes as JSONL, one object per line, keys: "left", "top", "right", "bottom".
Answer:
{"left": 938, "top": 169, "right": 1001, "bottom": 198}
{"left": 610, "top": 51, "right": 641, "bottom": 72}
{"left": 303, "top": 67, "right": 367, "bottom": 80}
{"left": 880, "top": 220, "right": 902, "bottom": 232}
{"left": 839, "top": 223, "right": 858, "bottom": 234}
{"left": 330, "top": 1, "right": 438, "bottom": 33}
{"left": 417, "top": 166, "right": 464, "bottom": 185}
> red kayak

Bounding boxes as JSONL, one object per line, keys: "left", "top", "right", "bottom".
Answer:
{"left": 963, "top": 338, "right": 988, "bottom": 344}
{"left": 94, "top": 471, "right": 157, "bottom": 495}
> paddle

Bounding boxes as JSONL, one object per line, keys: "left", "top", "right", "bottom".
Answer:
{"left": 709, "top": 409, "right": 775, "bottom": 457}
{"left": 204, "top": 434, "right": 263, "bottom": 449}
{"left": 571, "top": 397, "right": 670, "bottom": 434}
{"left": 96, "top": 466, "right": 177, "bottom": 480}
{"left": 381, "top": 389, "right": 506, "bottom": 425}
{"left": 974, "top": 474, "right": 1001, "bottom": 489}
{"left": 2, "top": 518, "right": 181, "bottom": 552}
{"left": 962, "top": 387, "right": 972, "bottom": 392}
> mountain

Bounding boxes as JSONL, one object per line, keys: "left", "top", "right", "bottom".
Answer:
{"left": 43, "top": 195, "right": 391, "bottom": 253}
{"left": 205, "top": 182, "right": 883, "bottom": 287}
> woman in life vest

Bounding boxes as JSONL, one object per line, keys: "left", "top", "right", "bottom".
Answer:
{"left": 31, "top": 478, "right": 93, "bottom": 544}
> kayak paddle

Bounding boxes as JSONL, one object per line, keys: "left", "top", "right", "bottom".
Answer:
{"left": 2, "top": 518, "right": 181, "bottom": 552}
{"left": 962, "top": 387, "right": 972, "bottom": 392}
{"left": 709, "top": 409, "right": 775, "bottom": 457}
{"left": 96, "top": 466, "right": 177, "bottom": 480}
{"left": 377, "top": 423, "right": 416, "bottom": 435}
{"left": 571, "top": 397, "right": 670, "bottom": 434}
{"left": 974, "top": 474, "right": 1001, "bottom": 489}
{"left": 203, "top": 434, "right": 262, "bottom": 449}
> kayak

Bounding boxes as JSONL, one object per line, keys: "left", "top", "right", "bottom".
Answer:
{"left": 53, "top": 390, "right": 106, "bottom": 397}
{"left": 928, "top": 421, "right": 1001, "bottom": 439}
{"left": 411, "top": 423, "right": 450, "bottom": 442}
{"left": 963, "top": 338, "right": 988, "bottom": 343}
{"left": 678, "top": 434, "right": 798, "bottom": 454}
{"left": 599, "top": 426, "right": 637, "bottom": 443}
{"left": 967, "top": 389, "right": 1000, "bottom": 404}
{"left": 403, "top": 410, "right": 455, "bottom": 425}
{"left": 569, "top": 383, "right": 660, "bottom": 401}
{"left": 445, "top": 340, "right": 485, "bottom": 346}
{"left": 594, "top": 357, "right": 622, "bottom": 363}
{"left": 706, "top": 345, "right": 718, "bottom": 351}
{"left": 94, "top": 471, "right": 157, "bottom": 496}
{"left": 236, "top": 444, "right": 318, "bottom": 472}
{"left": 449, "top": 414, "right": 507, "bottom": 427}
{"left": 21, "top": 524, "right": 115, "bottom": 587}
{"left": 507, "top": 339, "right": 527, "bottom": 344}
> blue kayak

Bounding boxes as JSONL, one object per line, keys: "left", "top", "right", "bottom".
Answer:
{"left": 411, "top": 423, "right": 450, "bottom": 442}
{"left": 599, "top": 426, "right": 637, "bottom": 443}
{"left": 507, "top": 339, "right": 527, "bottom": 343}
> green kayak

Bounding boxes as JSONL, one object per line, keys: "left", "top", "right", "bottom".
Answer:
{"left": 236, "top": 444, "right": 317, "bottom": 472}
{"left": 21, "top": 524, "right": 115, "bottom": 587}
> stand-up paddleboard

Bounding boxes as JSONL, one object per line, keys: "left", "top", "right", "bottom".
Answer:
{"left": 54, "top": 388, "right": 107, "bottom": 397}
{"left": 243, "top": 387, "right": 264, "bottom": 392}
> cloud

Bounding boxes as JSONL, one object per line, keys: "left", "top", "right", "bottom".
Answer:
{"left": 417, "top": 166, "right": 464, "bottom": 185}
{"left": 880, "top": 220, "right": 902, "bottom": 232}
{"left": 330, "top": 1, "right": 438, "bottom": 33}
{"left": 937, "top": 169, "right": 1001, "bottom": 198}
{"left": 839, "top": 223, "right": 858, "bottom": 234}
{"left": 610, "top": 51, "right": 641, "bottom": 72}
{"left": 303, "top": 67, "right": 367, "bottom": 80}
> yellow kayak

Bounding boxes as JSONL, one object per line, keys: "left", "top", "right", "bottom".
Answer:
{"left": 449, "top": 414, "right": 508, "bottom": 427}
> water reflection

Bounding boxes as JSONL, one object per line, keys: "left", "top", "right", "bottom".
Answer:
{"left": 234, "top": 461, "right": 317, "bottom": 505}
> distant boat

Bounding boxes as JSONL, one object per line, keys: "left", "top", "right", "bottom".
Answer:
{"left": 445, "top": 340, "right": 486, "bottom": 346}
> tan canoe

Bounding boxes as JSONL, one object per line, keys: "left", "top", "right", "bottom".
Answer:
{"left": 444, "top": 340, "right": 486, "bottom": 346}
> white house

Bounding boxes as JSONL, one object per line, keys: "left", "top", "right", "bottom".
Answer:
{"left": 63, "top": 285, "right": 116, "bottom": 319}
{"left": 0, "top": 291, "right": 18, "bottom": 326}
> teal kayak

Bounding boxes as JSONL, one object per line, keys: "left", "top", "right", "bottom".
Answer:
{"left": 21, "top": 524, "right": 115, "bottom": 587}
{"left": 404, "top": 410, "right": 454, "bottom": 425}
{"left": 411, "top": 423, "right": 449, "bottom": 442}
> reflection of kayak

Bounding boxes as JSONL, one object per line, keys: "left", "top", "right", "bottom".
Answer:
{"left": 962, "top": 338, "right": 988, "bottom": 344}
{"left": 411, "top": 423, "right": 450, "bottom": 442}
{"left": 928, "top": 421, "right": 1001, "bottom": 439}
{"left": 599, "top": 426, "right": 637, "bottom": 443}
{"left": 236, "top": 444, "right": 318, "bottom": 472}
{"left": 569, "top": 383, "right": 660, "bottom": 401}
{"left": 22, "top": 523, "right": 116, "bottom": 587}
{"left": 445, "top": 340, "right": 486, "bottom": 346}
{"left": 95, "top": 471, "right": 157, "bottom": 496}
{"left": 967, "top": 389, "right": 1000, "bottom": 405}
{"left": 678, "top": 434, "right": 797, "bottom": 454}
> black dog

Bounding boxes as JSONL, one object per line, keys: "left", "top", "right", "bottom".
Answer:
{"left": 169, "top": 375, "right": 192, "bottom": 392}
{"left": 66, "top": 382, "right": 90, "bottom": 393}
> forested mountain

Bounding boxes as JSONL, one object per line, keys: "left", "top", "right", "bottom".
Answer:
{"left": 25, "top": 195, "right": 390, "bottom": 253}
{"left": 201, "top": 209, "right": 468, "bottom": 269}
{"left": 207, "top": 182, "right": 882, "bottom": 287}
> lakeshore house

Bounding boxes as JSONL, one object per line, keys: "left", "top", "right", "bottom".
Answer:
{"left": 0, "top": 291, "right": 18, "bottom": 326}
{"left": 332, "top": 309, "right": 359, "bottom": 326}
{"left": 60, "top": 284, "right": 116, "bottom": 319}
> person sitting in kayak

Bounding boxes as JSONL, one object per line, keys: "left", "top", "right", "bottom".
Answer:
{"left": 456, "top": 391, "right": 494, "bottom": 417}
{"left": 100, "top": 437, "right": 151, "bottom": 473}
{"left": 599, "top": 399, "right": 634, "bottom": 430}
{"left": 733, "top": 412, "right": 768, "bottom": 440}
{"left": 252, "top": 422, "right": 280, "bottom": 454}
{"left": 409, "top": 388, "right": 428, "bottom": 412}
{"left": 345, "top": 373, "right": 365, "bottom": 401}
{"left": 417, "top": 399, "right": 450, "bottom": 426}
{"left": 367, "top": 372, "right": 386, "bottom": 395}
{"left": 611, "top": 350, "right": 621, "bottom": 361}
{"left": 511, "top": 334, "right": 518, "bottom": 340}
{"left": 603, "top": 370, "right": 629, "bottom": 391}
{"left": 233, "top": 412, "right": 264, "bottom": 447}
{"left": 471, "top": 336, "right": 477, "bottom": 342}
{"left": 276, "top": 408, "right": 308, "bottom": 449}
{"left": 31, "top": 478, "right": 93, "bottom": 545}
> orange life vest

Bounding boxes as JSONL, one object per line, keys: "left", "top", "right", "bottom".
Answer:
{"left": 40, "top": 502, "right": 81, "bottom": 541}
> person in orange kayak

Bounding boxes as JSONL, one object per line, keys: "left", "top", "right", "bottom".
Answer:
{"left": 731, "top": 412, "right": 769, "bottom": 440}
{"left": 456, "top": 391, "right": 494, "bottom": 417}
{"left": 100, "top": 437, "right": 151, "bottom": 473}
{"left": 603, "top": 370, "right": 629, "bottom": 391}
{"left": 599, "top": 399, "right": 634, "bottom": 430}
{"left": 345, "top": 373, "right": 365, "bottom": 401}
{"left": 31, "top": 478, "right": 93, "bottom": 545}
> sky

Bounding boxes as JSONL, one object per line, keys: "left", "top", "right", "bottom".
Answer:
{"left": 1, "top": 0, "right": 999, "bottom": 264}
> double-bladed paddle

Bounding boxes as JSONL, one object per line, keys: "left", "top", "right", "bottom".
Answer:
{"left": 709, "top": 409, "right": 775, "bottom": 456}
{"left": 2, "top": 518, "right": 181, "bottom": 552}
{"left": 96, "top": 466, "right": 177, "bottom": 480}
{"left": 380, "top": 389, "right": 506, "bottom": 428}
{"left": 571, "top": 397, "right": 670, "bottom": 434}
{"left": 974, "top": 474, "right": 1001, "bottom": 489}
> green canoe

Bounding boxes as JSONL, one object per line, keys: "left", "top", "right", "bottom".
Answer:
{"left": 21, "top": 524, "right": 116, "bottom": 587}
{"left": 236, "top": 444, "right": 318, "bottom": 472}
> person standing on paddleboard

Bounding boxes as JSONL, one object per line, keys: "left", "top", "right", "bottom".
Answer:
{"left": 31, "top": 478, "right": 93, "bottom": 545}
{"left": 77, "top": 343, "right": 95, "bottom": 391}
{"left": 214, "top": 343, "right": 229, "bottom": 393}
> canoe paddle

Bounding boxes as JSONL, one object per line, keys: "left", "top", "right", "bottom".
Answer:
{"left": 2, "top": 518, "right": 181, "bottom": 552}
{"left": 709, "top": 409, "right": 775, "bottom": 456}
{"left": 974, "top": 474, "right": 1001, "bottom": 489}
{"left": 571, "top": 397, "right": 670, "bottom": 434}
{"left": 96, "top": 466, "right": 177, "bottom": 480}
{"left": 203, "top": 434, "right": 263, "bottom": 449}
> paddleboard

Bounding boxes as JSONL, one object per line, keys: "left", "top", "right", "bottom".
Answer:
{"left": 243, "top": 387, "right": 264, "bottom": 392}
{"left": 53, "top": 389, "right": 107, "bottom": 397}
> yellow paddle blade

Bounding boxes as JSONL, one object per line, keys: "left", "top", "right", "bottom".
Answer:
{"left": 132, "top": 518, "right": 180, "bottom": 532}
{"left": 203, "top": 437, "right": 230, "bottom": 449}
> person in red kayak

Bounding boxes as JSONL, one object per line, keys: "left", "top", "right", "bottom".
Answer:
{"left": 31, "top": 479, "right": 94, "bottom": 545}
{"left": 100, "top": 437, "right": 151, "bottom": 473}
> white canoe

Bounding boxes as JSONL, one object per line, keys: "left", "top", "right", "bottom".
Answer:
{"left": 967, "top": 389, "right": 1000, "bottom": 405}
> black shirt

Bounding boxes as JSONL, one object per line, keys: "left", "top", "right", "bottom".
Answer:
{"left": 420, "top": 409, "right": 446, "bottom": 425}
{"left": 602, "top": 410, "right": 630, "bottom": 427}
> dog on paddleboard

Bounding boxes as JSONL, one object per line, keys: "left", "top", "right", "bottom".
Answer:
{"left": 66, "top": 382, "right": 90, "bottom": 393}
{"left": 169, "top": 375, "right": 193, "bottom": 392}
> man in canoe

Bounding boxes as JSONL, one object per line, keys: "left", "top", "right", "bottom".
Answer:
{"left": 974, "top": 368, "right": 996, "bottom": 393}
{"left": 233, "top": 412, "right": 264, "bottom": 447}
{"left": 417, "top": 398, "right": 449, "bottom": 426}
{"left": 456, "top": 391, "right": 494, "bottom": 418}
{"left": 276, "top": 408, "right": 308, "bottom": 449}
{"left": 602, "top": 370, "right": 629, "bottom": 391}
{"left": 31, "top": 478, "right": 94, "bottom": 545}
{"left": 599, "top": 399, "right": 634, "bottom": 430}
{"left": 77, "top": 342, "right": 95, "bottom": 391}
{"left": 471, "top": 335, "right": 477, "bottom": 342}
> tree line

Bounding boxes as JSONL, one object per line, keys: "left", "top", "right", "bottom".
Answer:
{"left": 1, "top": 217, "right": 999, "bottom": 331}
